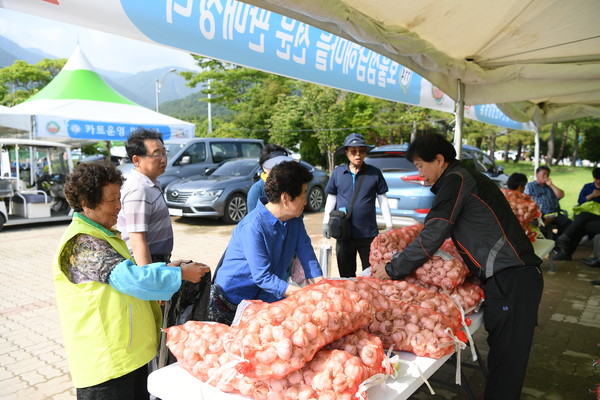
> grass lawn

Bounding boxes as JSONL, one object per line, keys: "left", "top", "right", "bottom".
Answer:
{"left": 498, "top": 161, "right": 593, "bottom": 215}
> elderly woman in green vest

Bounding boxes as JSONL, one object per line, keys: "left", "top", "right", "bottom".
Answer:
{"left": 53, "top": 161, "right": 209, "bottom": 400}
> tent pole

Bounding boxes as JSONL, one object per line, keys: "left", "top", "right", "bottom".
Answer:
{"left": 207, "top": 79, "right": 213, "bottom": 134}
{"left": 533, "top": 124, "right": 540, "bottom": 176}
{"left": 454, "top": 80, "right": 465, "bottom": 160}
{"left": 29, "top": 115, "right": 35, "bottom": 141}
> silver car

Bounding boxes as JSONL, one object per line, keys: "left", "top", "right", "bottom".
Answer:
{"left": 164, "top": 158, "right": 328, "bottom": 224}
{"left": 365, "top": 144, "right": 508, "bottom": 227}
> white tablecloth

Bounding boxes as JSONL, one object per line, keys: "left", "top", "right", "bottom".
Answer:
{"left": 148, "top": 312, "right": 483, "bottom": 400}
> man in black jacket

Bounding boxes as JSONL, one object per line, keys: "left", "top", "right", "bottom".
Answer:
{"left": 373, "top": 133, "right": 543, "bottom": 400}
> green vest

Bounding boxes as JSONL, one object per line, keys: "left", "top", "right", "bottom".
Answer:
{"left": 52, "top": 213, "right": 162, "bottom": 388}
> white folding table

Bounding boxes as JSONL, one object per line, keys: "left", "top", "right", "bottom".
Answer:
{"left": 148, "top": 240, "right": 552, "bottom": 399}
{"left": 148, "top": 312, "right": 483, "bottom": 400}
{"left": 532, "top": 238, "right": 555, "bottom": 271}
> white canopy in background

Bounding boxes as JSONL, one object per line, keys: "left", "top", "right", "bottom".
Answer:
{"left": 0, "top": 105, "right": 30, "bottom": 133}
{"left": 0, "top": 45, "right": 195, "bottom": 145}
{"left": 240, "top": 0, "right": 600, "bottom": 127}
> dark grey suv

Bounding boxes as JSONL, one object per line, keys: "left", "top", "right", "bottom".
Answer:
{"left": 164, "top": 158, "right": 328, "bottom": 224}
{"left": 365, "top": 144, "right": 508, "bottom": 226}
{"left": 118, "top": 137, "right": 264, "bottom": 188}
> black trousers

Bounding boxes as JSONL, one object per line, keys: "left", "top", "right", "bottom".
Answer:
{"left": 483, "top": 266, "right": 543, "bottom": 400}
{"left": 76, "top": 364, "right": 149, "bottom": 400}
{"left": 335, "top": 237, "right": 374, "bottom": 277}
{"left": 544, "top": 213, "right": 571, "bottom": 238}
{"left": 562, "top": 212, "right": 600, "bottom": 255}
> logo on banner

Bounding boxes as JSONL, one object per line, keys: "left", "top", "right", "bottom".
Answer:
{"left": 399, "top": 67, "right": 412, "bottom": 93}
{"left": 69, "top": 123, "right": 82, "bottom": 135}
{"left": 431, "top": 86, "right": 445, "bottom": 104}
{"left": 46, "top": 121, "right": 61, "bottom": 134}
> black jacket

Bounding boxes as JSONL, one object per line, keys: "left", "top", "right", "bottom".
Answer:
{"left": 386, "top": 161, "right": 541, "bottom": 281}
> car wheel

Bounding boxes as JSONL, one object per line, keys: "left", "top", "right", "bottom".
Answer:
{"left": 306, "top": 186, "right": 325, "bottom": 212}
{"left": 222, "top": 193, "right": 247, "bottom": 224}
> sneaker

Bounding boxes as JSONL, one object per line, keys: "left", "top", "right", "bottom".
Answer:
{"left": 581, "top": 257, "right": 596, "bottom": 264}
{"left": 551, "top": 250, "right": 571, "bottom": 261}
{"left": 591, "top": 280, "right": 600, "bottom": 285}
{"left": 582, "top": 257, "right": 600, "bottom": 268}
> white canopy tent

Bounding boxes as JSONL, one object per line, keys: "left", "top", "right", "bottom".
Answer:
{"left": 2, "top": 0, "right": 599, "bottom": 166}
{"left": 0, "top": 105, "right": 31, "bottom": 134}
{"left": 239, "top": 0, "right": 600, "bottom": 167}
{"left": 240, "top": 0, "right": 600, "bottom": 126}
{"left": 0, "top": 45, "right": 195, "bottom": 145}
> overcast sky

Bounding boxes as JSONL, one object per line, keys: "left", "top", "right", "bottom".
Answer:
{"left": 0, "top": 8, "right": 200, "bottom": 73}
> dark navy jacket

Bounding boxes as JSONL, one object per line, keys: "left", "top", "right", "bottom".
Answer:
{"left": 326, "top": 162, "right": 388, "bottom": 238}
{"left": 386, "top": 161, "right": 541, "bottom": 281}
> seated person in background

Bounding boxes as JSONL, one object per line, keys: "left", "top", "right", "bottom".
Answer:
{"left": 247, "top": 144, "right": 293, "bottom": 213}
{"left": 208, "top": 161, "right": 324, "bottom": 325}
{"left": 555, "top": 167, "right": 600, "bottom": 262}
{"left": 507, "top": 172, "right": 528, "bottom": 193}
{"left": 578, "top": 167, "right": 600, "bottom": 205}
{"left": 53, "top": 161, "right": 209, "bottom": 400}
{"left": 525, "top": 166, "right": 572, "bottom": 240}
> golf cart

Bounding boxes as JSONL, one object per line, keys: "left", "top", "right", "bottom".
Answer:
{"left": 0, "top": 139, "right": 74, "bottom": 230}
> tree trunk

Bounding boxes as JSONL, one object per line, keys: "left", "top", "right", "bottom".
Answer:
{"left": 489, "top": 132, "right": 497, "bottom": 159}
{"left": 410, "top": 120, "right": 417, "bottom": 143}
{"left": 556, "top": 125, "right": 568, "bottom": 164}
{"left": 546, "top": 123, "right": 556, "bottom": 166}
{"left": 571, "top": 126, "right": 580, "bottom": 167}
{"left": 475, "top": 137, "right": 483, "bottom": 149}
{"left": 516, "top": 140, "right": 523, "bottom": 162}
{"left": 327, "top": 148, "right": 335, "bottom": 175}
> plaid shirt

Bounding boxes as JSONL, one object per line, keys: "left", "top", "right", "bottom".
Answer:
{"left": 524, "top": 181, "right": 560, "bottom": 215}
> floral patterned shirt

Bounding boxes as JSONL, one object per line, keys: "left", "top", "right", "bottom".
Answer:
{"left": 60, "top": 234, "right": 126, "bottom": 284}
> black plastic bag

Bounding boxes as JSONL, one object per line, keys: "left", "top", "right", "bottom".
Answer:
{"left": 157, "top": 271, "right": 212, "bottom": 368}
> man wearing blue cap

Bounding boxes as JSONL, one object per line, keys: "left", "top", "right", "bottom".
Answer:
{"left": 322, "top": 133, "right": 393, "bottom": 277}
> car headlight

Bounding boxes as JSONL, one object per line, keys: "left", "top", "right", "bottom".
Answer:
{"left": 192, "top": 189, "right": 223, "bottom": 200}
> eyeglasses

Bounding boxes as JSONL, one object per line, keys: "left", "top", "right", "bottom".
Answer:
{"left": 348, "top": 148, "right": 366, "bottom": 155}
{"left": 142, "top": 150, "right": 169, "bottom": 158}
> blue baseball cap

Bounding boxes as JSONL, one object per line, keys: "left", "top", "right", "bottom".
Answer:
{"left": 335, "top": 133, "right": 374, "bottom": 155}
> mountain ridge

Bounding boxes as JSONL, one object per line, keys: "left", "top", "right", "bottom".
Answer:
{"left": 0, "top": 36, "right": 201, "bottom": 111}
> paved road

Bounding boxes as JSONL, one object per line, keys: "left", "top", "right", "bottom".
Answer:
{"left": 0, "top": 212, "right": 335, "bottom": 400}
{"left": 0, "top": 214, "right": 599, "bottom": 399}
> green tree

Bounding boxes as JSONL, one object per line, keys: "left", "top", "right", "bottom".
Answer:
{"left": 268, "top": 92, "right": 309, "bottom": 149}
{"left": 180, "top": 57, "right": 295, "bottom": 139}
{"left": 298, "top": 82, "right": 349, "bottom": 173}
{"left": 579, "top": 123, "right": 600, "bottom": 164}
{"left": 0, "top": 58, "right": 66, "bottom": 106}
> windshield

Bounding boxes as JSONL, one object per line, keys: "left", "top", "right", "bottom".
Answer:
{"left": 1, "top": 145, "right": 71, "bottom": 186}
{"left": 165, "top": 142, "right": 186, "bottom": 156}
{"left": 211, "top": 159, "right": 258, "bottom": 177}
{"left": 366, "top": 152, "right": 415, "bottom": 172}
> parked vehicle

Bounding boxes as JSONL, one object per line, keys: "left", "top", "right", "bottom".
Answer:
{"left": 494, "top": 150, "right": 517, "bottom": 161}
{"left": 118, "top": 137, "right": 264, "bottom": 188}
{"left": 0, "top": 139, "right": 74, "bottom": 230}
{"left": 164, "top": 158, "right": 328, "bottom": 224}
{"left": 365, "top": 143, "right": 508, "bottom": 227}
{"left": 299, "top": 160, "right": 328, "bottom": 213}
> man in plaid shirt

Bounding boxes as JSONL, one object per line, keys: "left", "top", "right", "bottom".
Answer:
{"left": 525, "top": 166, "right": 572, "bottom": 248}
